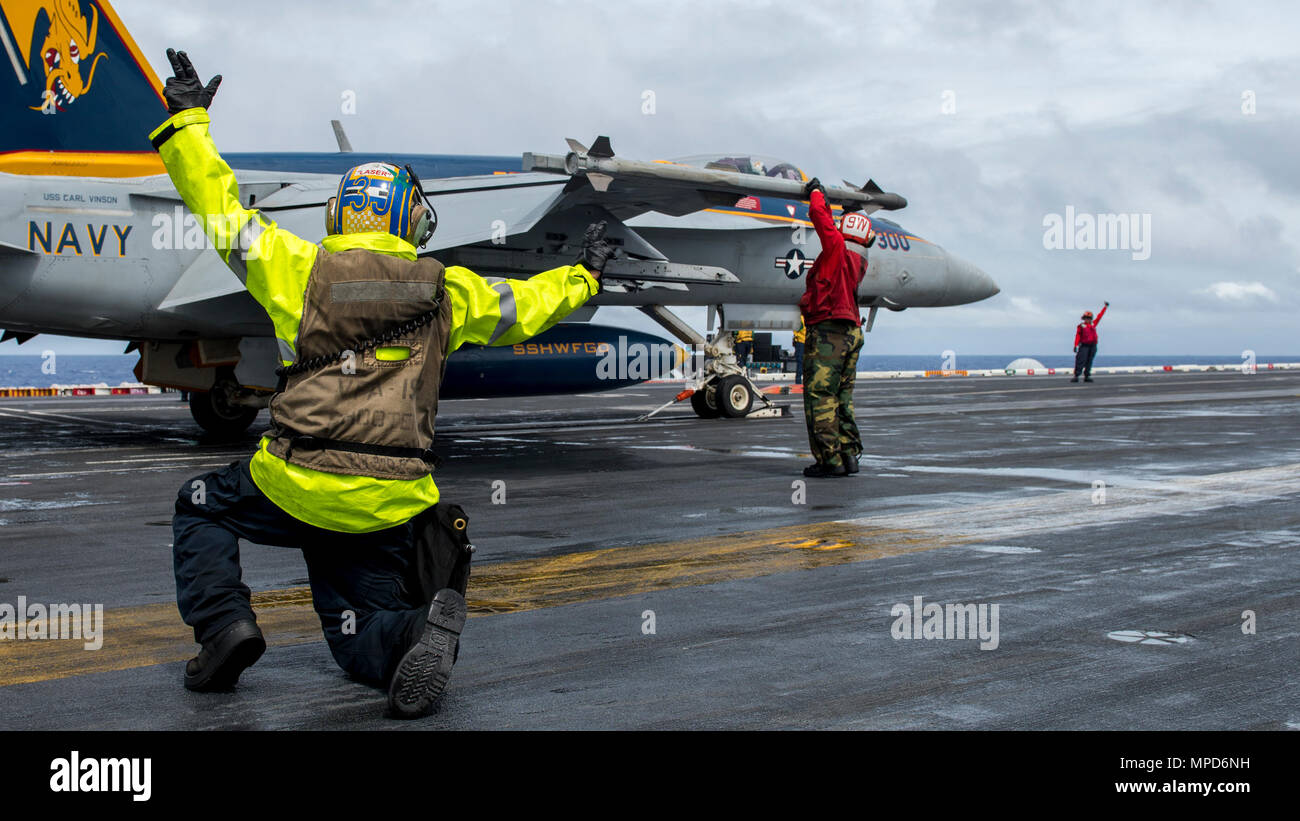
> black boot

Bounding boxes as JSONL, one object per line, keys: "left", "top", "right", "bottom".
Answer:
{"left": 803, "top": 461, "right": 848, "bottom": 478}
{"left": 841, "top": 451, "right": 860, "bottom": 475}
{"left": 1070, "top": 377, "right": 1079, "bottom": 383}
{"left": 184, "top": 619, "right": 265, "bottom": 691}
{"left": 388, "top": 588, "right": 467, "bottom": 719}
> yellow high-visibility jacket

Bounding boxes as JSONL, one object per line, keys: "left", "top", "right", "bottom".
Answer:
{"left": 150, "top": 108, "right": 599, "bottom": 533}
{"left": 792, "top": 318, "right": 806, "bottom": 344}
{"left": 735, "top": 330, "right": 753, "bottom": 342}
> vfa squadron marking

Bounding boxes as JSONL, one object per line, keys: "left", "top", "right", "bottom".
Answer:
{"left": 28, "top": 220, "right": 131, "bottom": 256}
{"left": 1, "top": 0, "right": 108, "bottom": 114}
{"left": 511, "top": 341, "right": 609, "bottom": 356}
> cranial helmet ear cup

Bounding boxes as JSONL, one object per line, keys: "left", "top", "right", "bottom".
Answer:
{"left": 407, "top": 203, "right": 427, "bottom": 246}
{"left": 325, "top": 197, "right": 338, "bottom": 236}
{"left": 408, "top": 202, "right": 437, "bottom": 248}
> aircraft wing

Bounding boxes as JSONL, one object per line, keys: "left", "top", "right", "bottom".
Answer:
{"left": 416, "top": 173, "right": 571, "bottom": 251}
{"left": 221, "top": 172, "right": 573, "bottom": 253}
{"left": 0, "top": 240, "right": 38, "bottom": 256}
{"left": 138, "top": 169, "right": 571, "bottom": 253}
{"left": 145, "top": 170, "right": 572, "bottom": 310}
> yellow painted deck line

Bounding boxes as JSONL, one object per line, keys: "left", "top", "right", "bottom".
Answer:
{"left": 0, "top": 520, "right": 950, "bottom": 687}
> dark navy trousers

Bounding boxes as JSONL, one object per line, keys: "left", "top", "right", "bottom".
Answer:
{"left": 172, "top": 459, "right": 426, "bottom": 686}
{"left": 1074, "top": 343, "right": 1098, "bottom": 378}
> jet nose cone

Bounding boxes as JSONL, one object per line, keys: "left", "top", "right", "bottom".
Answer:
{"left": 945, "top": 254, "right": 999, "bottom": 305}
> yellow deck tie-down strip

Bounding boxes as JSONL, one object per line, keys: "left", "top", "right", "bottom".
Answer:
{"left": 0, "top": 520, "right": 950, "bottom": 686}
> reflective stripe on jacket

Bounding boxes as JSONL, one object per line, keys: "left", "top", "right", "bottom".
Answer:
{"left": 150, "top": 108, "right": 598, "bottom": 532}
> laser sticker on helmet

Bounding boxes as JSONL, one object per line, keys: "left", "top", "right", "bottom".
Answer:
{"left": 350, "top": 162, "right": 396, "bottom": 180}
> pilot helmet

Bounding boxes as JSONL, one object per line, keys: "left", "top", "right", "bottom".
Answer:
{"left": 325, "top": 162, "right": 435, "bottom": 247}
{"left": 838, "top": 211, "right": 876, "bottom": 248}
{"left": 1082, "top": 310, "right": 1094, "bottom": 320}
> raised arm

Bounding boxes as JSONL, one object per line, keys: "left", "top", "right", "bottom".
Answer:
{"left": 444, "top": 265, "right": 600, "bottom": 354}
{"left": 149, "top": 50, "right": 317, "bottom": 356}
{"left": 444, "top": 220, "right": 608, "bottom": 352}
{"left": 806, "top": 184, "right": 844, "bottom": 254}
{"left": 1094, "top": 302, "right": 1109, "bottom": 325}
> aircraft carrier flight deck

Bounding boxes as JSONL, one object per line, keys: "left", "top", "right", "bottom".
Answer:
{"left": 0, "top": 370, "right": 1296, "bottom": 730}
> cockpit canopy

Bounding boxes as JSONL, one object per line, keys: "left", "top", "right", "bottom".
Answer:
{"left": 668, "top": 154, "right": 807, "bottom": 182}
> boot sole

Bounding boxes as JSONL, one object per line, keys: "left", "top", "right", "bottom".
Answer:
{"left": 387, "top": 589, "right": 467, "bottom": 719}
{"left": 184, "top": 623, "right": 266, "bottom": 692}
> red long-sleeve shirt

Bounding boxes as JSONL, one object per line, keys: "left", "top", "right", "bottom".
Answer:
{"left": 1074, "top": 304, "right": 1107, "bottom": 346}
{"left": 799, "top": 189, "right": 866, "bottom": 326}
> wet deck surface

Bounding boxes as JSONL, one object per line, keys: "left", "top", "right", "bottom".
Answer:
{"left": 1, "top": 371, "right": 1297, "bottom": 729}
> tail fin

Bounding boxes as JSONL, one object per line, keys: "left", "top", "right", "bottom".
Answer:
{"left": 0, "top": 0, "right": 168, "bottom": 176}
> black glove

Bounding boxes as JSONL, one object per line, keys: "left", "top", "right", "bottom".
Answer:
{"left": 163, "top": 48, "right": 221, "bottom": 114}
{"left": 1104, "top": 301, "right": 1110, "bottom": 307}
{"left": 578, "top": 221, "right": 615, "bottom": 274}
{"left": 803, "top": 177, "right": 825, "bottom": 198}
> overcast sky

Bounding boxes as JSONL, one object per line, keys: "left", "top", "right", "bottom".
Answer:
{"left": 9, "top": 0, "right": 1298, "bottom": 359}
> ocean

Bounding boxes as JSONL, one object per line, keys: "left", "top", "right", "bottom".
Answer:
{"left": 0, "top": 353, "right": 1293, "bottom": 388}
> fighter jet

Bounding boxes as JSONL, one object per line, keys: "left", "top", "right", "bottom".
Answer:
{"left": 0, "top": 0, "right": 998, "bottom": 434}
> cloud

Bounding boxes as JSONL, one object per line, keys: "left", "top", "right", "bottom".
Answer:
{"left": 1200, "top": 281, "right": 1281, "bottom": 303}
{"left": 1009, "top": 296, "right": 1042, "bottom": 313}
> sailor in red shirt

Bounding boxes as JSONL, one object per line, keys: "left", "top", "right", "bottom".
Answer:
{"left": 1071, "top": 301, "right": 1109, "bottom": 382}
{"left": 798, "top": 177, "right": 873, "bottom": 477}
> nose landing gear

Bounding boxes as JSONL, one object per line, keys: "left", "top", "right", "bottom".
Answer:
{"left": 641, "top": 330, "right": 788, "bottom": 422}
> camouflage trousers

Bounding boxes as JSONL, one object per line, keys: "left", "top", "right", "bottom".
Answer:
{"left": 802, "top": 319, "right": 864, "bottom": 468}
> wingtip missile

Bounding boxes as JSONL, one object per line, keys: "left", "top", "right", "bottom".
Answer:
{"left": 532, "top": 138, "right": 908, "bottom": 211}
{"left": 563, "top": 136, "right": 616, "bottom": 190}
{"left": 839, "top": 178, "right": 906, "bottom": 210}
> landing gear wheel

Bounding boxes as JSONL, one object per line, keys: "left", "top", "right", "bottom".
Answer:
{"left": 718, "top": 375, "right": 754, "bottom": 418}
{"left": 690, "top": 384, "right": 723, "bottom": 418}
{"left": 189, "top": 373, "right": 258, "bottom": 438}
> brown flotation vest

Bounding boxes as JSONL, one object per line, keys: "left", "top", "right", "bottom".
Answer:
{"left": 265, "top": 248, "right": 452, "bottom": 481}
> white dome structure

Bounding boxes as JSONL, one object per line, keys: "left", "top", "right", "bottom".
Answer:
{"left": 1006, "top": 357, "right": 1046, "bottom": 371}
